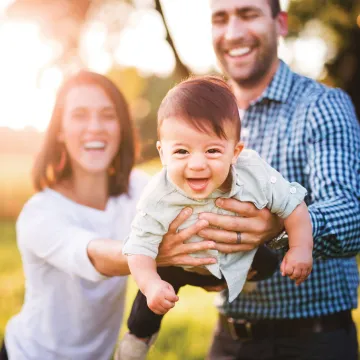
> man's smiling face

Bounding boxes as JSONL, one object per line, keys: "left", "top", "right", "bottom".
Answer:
{"left": 210, "top": 0, "right": 286, "bottom": 86}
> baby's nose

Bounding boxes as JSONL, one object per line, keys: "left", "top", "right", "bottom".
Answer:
{"left": 188, "top": 154, "right": 207, "bottom": 170}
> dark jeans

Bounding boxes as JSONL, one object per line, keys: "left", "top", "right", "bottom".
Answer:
{"left": 0, "top": 341, "right": 8, "bottom": 360}
{"left": 128, "top": 245, "right": 279, "bottom": 338}
{"left": 207, "top": 314, "right": 358, "bottom": 360}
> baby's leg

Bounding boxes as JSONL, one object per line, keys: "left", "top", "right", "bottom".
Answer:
{"left": 127, "top": 266, "right": 224, "bottom": 338}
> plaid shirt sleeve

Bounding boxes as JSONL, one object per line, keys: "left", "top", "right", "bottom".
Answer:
{"left": 306, "top": 88, "right": 360, "bottom": 258}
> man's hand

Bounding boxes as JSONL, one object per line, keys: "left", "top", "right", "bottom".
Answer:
{"left": 157, "top": 207, "right": 217, "bottom": 267}
{"left": 145, "top": 279, "right": 179, "bottom": 315}
{"left": 280, "top": 246, "right": 313, "bottom": 285}
{"left": 198, "top": 199, "right": 284, "bottom": 253}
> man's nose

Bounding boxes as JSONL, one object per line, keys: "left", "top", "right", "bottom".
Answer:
{"left": 188, "top": 153, "right": 207, "bottom": 171}
{"left": 224, "top": 15, "right": 245, "bottom": 42}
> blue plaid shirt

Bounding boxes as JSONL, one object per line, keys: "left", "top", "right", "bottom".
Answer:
{"left": 220, "top": 61, "right": 360, "bottom": 319}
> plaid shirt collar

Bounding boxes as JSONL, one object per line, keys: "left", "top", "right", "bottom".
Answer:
{"left": 252, "top": 60, "right": 294, "bottom": 106}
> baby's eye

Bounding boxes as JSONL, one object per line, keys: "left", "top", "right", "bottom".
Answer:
{"left": 174, "top": 149, "right": 188, "bottom": 155}
{"left": 207, "top": 148, "right": 221, "bottom": 154}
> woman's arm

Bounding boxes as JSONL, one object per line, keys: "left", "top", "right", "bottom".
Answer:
{"left": 87, "top": 208, "right": 217, "bottom": 277}
{"left": 87, "top": 239, "right": 129, "bottom": 276}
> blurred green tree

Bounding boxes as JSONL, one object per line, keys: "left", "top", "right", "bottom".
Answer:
{"left": 5, "top": 0, "right": 190, "bottom": 161}
{"left": 5, "top": 0, "right": 359, "bottom": 160}
{"left": 288, "top": 0, "right": 360, "bottom": 120}
{"left": 5, "top": 0, "right": 190, "bottom": 80}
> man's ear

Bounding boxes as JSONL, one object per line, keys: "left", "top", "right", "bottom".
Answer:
{"left": 276, "top": 11, "right": 288, "bottom": 38}
{"left": 232, "top": 141, "right": 244, "bottom": 164}
{"left": 156, "top": 141, "right": 165, "bottom": 165}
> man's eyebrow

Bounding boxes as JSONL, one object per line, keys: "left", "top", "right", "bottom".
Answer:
{"left": 212, "top": 6, "right": 264, "bottom": 17}
{"left": 236, "top": 6, "right": 264, "bottom": 15}
{"left": 212, "top": 10, "right": 227, "bottom": 18}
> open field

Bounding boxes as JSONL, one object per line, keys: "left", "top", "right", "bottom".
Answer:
{"left": 0, "top": 154, "right": 34, "bottom": 219}
{"left": 0, "top": 154, "right": 161, "bottom": 219}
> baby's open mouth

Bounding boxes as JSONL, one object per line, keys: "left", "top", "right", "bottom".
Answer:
{"left": 186, "top": 178, "right": 209, "bottom": 191}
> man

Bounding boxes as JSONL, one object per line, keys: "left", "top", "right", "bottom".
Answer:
{"left": 198, "top": 0, "right": 360, "bottom": 359}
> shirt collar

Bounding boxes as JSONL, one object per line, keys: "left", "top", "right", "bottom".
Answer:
{"left": 227, "top": 165, "right": 244, "bottom": 198}
{"left": 253, "top": 60, "right": 293, "bottom": 105}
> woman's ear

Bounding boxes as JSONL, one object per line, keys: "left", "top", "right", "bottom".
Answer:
{"left": 232, "top": 141, "right": 244, "bottom": 164}
{"left": 57, "top": 131, "right": 64, "bottom": 143}
{"left": 156, "top": 141, "right": 165, "bottom": 165}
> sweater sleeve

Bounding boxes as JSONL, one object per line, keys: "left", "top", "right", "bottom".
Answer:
{"left": 17, "top": 202, "right": 107, "bottom": 282}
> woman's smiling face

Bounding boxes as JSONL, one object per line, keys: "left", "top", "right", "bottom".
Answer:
{"left": 59, "top": 84, "right": 121, "bottom": 175}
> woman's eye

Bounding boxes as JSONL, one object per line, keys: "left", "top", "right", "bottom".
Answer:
{"left": 207, "top": 148, "right": 221, "bottom": 154}
{"left": 102, "top": 112, "right": 117, "bottom": 120}
{"left": 72, "top": 112, "right": 86, "bottom": 120}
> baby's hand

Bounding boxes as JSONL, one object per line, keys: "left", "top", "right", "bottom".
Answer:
{"left": 280, "top": 246, "right": 313, "bottom": 285}
{"left": 145, "top": 279, "right": 179, "bottom": 315}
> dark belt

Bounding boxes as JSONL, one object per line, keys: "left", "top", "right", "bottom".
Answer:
{"left": 220, "top": 310, "right": 353, "bottom": 340}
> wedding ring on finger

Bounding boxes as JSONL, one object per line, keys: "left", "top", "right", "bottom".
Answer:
{"left": 236, "top": 232, "right": 242, "bottom": 244}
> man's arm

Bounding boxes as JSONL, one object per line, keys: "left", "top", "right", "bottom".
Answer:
{"left": 196, "top": 90, "right": 360, "bottom": 257}
{"left": 306, "top": 88, "right": 360, "bottom": 258}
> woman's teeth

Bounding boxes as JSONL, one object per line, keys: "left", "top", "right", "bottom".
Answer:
{"left": 84, "top": 141, "right": 106, "bottom": 150}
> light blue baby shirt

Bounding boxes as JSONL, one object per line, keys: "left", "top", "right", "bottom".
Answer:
{"left": 123, "top": 149, "right": 307, "bottom": 302}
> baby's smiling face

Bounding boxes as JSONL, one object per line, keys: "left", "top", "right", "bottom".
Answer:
{"left": 157, "top": 116, "right": 243, "bottom": 199}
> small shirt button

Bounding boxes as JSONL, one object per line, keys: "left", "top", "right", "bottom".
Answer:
{"left": 139, "top": 210, "right": 147, "bottom": 217}
{"left": 270, "top": 176, "right": 277, "bottom": 184}
{"left": 290, "top": 187, "right": 297, "bottom": 194}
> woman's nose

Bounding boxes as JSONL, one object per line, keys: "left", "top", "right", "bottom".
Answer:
{"left": 87, "top": 115, "right": 103, "bottom": 132}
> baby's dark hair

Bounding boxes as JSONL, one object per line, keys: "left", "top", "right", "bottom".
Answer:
{"left": 157, "top": 76, "right": 241, "bottom": 141}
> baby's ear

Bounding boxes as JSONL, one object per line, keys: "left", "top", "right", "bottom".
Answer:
{"left": 156, "top": 141, "right": 165, "bottom": 165}
{"left": 232, "top": 141, "right": 244, "bottom": 164}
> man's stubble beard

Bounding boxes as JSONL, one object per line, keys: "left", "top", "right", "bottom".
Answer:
{"left": 223, "top": 38, "right": 279, "bottom": 89}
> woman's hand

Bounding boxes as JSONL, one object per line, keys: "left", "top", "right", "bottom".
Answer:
{"left": 156, "top": 207, "right": 217, "bottom": 267}
{"left": 198, "top": 199, "right": 284, "bottom": 254}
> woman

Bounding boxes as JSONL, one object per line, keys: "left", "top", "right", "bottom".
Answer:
{"left": 1, "top": 71, "right": 217, "bottom": 360}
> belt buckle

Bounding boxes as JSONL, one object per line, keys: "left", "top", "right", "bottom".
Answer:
{"left": 227, "top": 317, "right": 253, "bottom": 341}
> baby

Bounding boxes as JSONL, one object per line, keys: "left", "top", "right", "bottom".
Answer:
{"left": 116, "top": 76, "right": 313, "bottom": 360}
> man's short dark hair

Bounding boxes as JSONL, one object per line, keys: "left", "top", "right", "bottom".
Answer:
{"left": 158, "top": 76, "right": 241, "bottom": 141}
{"left": 269, "top": 0, "right": 281, "bottom": 17}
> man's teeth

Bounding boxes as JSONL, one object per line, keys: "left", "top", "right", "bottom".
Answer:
{"left": 228, "top": 47, "right": 251, "bottom": 57}
{"left": 84, "top": 141, "right": 106, "bottom": 150}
